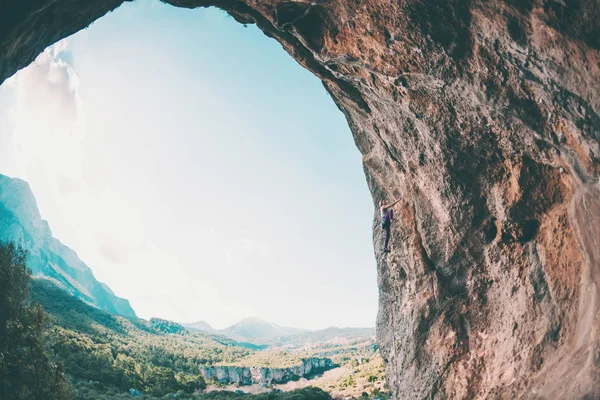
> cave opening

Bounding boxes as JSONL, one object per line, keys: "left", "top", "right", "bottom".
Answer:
{"left": 3, "top": 0, "right": 600, "bottom": 398}
{"left": 0, "top": 0, "right": 377, "bottom": 332}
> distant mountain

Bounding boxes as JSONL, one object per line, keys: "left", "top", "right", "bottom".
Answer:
{"left": 0, "top": 174, "right": 136, "bottom": 317}
{"left": 182, "top": 320, "right": 215, "bottom": 333}
{"left": 182, "top": 317, "right": 375, "bottom": 346}
{"left": 273, "top": 327, "right": 376, "bottom": 346}
{"left": 298, "top": 327, "right": 376, "bottom": 339}
{"left": 219, "top": 317, "right": 307, "bottom": 344}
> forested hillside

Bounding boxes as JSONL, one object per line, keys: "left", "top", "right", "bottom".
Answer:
{"left": 30, "top": 278, "right": 339, "bottom": 399}
{"left": 30, "top": 278, "right": 250, "bottom": 396}
{"left": 1, "top": 241, "right": 379, "bottom": 399}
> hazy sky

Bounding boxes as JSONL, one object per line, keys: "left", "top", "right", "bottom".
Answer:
{"left": 0, "top": 0, "right": 377, "bottom": 329}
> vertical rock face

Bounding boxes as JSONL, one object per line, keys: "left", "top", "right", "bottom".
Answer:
{"left": 1, "top": 0, "right": 599, "bottom": 398}
{"left": 199, "top": 358, "right": 334, "bottom": 386}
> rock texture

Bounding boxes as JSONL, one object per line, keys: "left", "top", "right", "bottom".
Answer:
{"left": 200, "top": 357, "right": 334, "bottom": 385}
{"left": 0, "top": 174, "right": 136, "bottom": 317}
{"left": 1, "top": 1, "right": 599, "bottom": 398}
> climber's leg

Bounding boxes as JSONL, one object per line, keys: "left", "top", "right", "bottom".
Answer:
{"left": 384, "top": 223, "right": 391, "bottom": 252}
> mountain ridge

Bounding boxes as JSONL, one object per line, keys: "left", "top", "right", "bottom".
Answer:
{"left": 181, "top": 320, "right": 215, "bottom": 333}
{"left": 179, "top": 316, "right": 375, "bottom": 345}
{"left": 0, "top": 174, "right": 136, "bottom": 317}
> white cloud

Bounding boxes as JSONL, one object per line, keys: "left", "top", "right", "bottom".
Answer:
{"left": 0, "top": 40, "right": 146, "bottom": 294}
{"left": 5, "top": 40, "right": 85, "bottom": 187}
{"left": 236, "top": 236, "right": 271, "bottom": 257}
{"left": 111, "top": 247, "right": 253, "bottom": 324}
{"left": 0, "top": 42, "right": 254, "bottom": 327}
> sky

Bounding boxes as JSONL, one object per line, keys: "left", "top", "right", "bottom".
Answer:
{"left": 0, "top": 0, "right": 377, "bottom": 330}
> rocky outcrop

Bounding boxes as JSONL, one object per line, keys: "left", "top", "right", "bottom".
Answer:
{"left": 1, "top": 1, "right": 600, "bottom": 398}
{"left": 200, "top": 358, "right": 334, "bottom": 386}
{"left": 0, "top": 174, "right": 136, "bottom": 317}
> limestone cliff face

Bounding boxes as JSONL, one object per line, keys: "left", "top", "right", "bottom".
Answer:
{"left": 0, "top": 174, "right": 136, "bottom": 317}
{"left": 1, "top": 1, "right": 599, "bottom": 398}
{"left": 200, "top": 358, "right": 334, "bottom": 386}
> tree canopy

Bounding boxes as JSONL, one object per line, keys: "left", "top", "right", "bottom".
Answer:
{"left": 0, "top": 242, "right": 71, "bottom": 399}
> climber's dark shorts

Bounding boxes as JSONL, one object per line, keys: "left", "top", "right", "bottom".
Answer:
{"left": 383, "top": 222, "right": 391, "bottom": 250}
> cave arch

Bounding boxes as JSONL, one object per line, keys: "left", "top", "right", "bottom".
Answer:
{"left": 2, "top": 1, "right": 600, "bottom": 398}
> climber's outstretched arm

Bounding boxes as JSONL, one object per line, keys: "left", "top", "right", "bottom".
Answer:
{"left": 388, "top": 198, "right": 402, "bottom": 208}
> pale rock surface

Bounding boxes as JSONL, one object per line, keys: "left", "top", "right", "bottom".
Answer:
{"left": 200, "top": 358, "right": 334, "bottom": 385}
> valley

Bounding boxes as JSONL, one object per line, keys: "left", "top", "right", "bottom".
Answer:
{"left": 30, "top": 276, "right": 386, "bottom": 399}
{"left": 0, "top": 173, "right": 385, "bottom": 399}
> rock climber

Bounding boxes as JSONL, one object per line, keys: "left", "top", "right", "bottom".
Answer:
{"left": 380, "top": 197, "right": 402, "bottom": 253}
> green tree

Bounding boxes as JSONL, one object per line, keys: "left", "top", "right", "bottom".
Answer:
{"left": 113, "top": 353, "right": 139, "bottom": 388}
{"left": 0, "top": 242, "right": 71, "bottom": 399}
{"left": 175, "top": 371, "right": 206, "bottom": 394}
